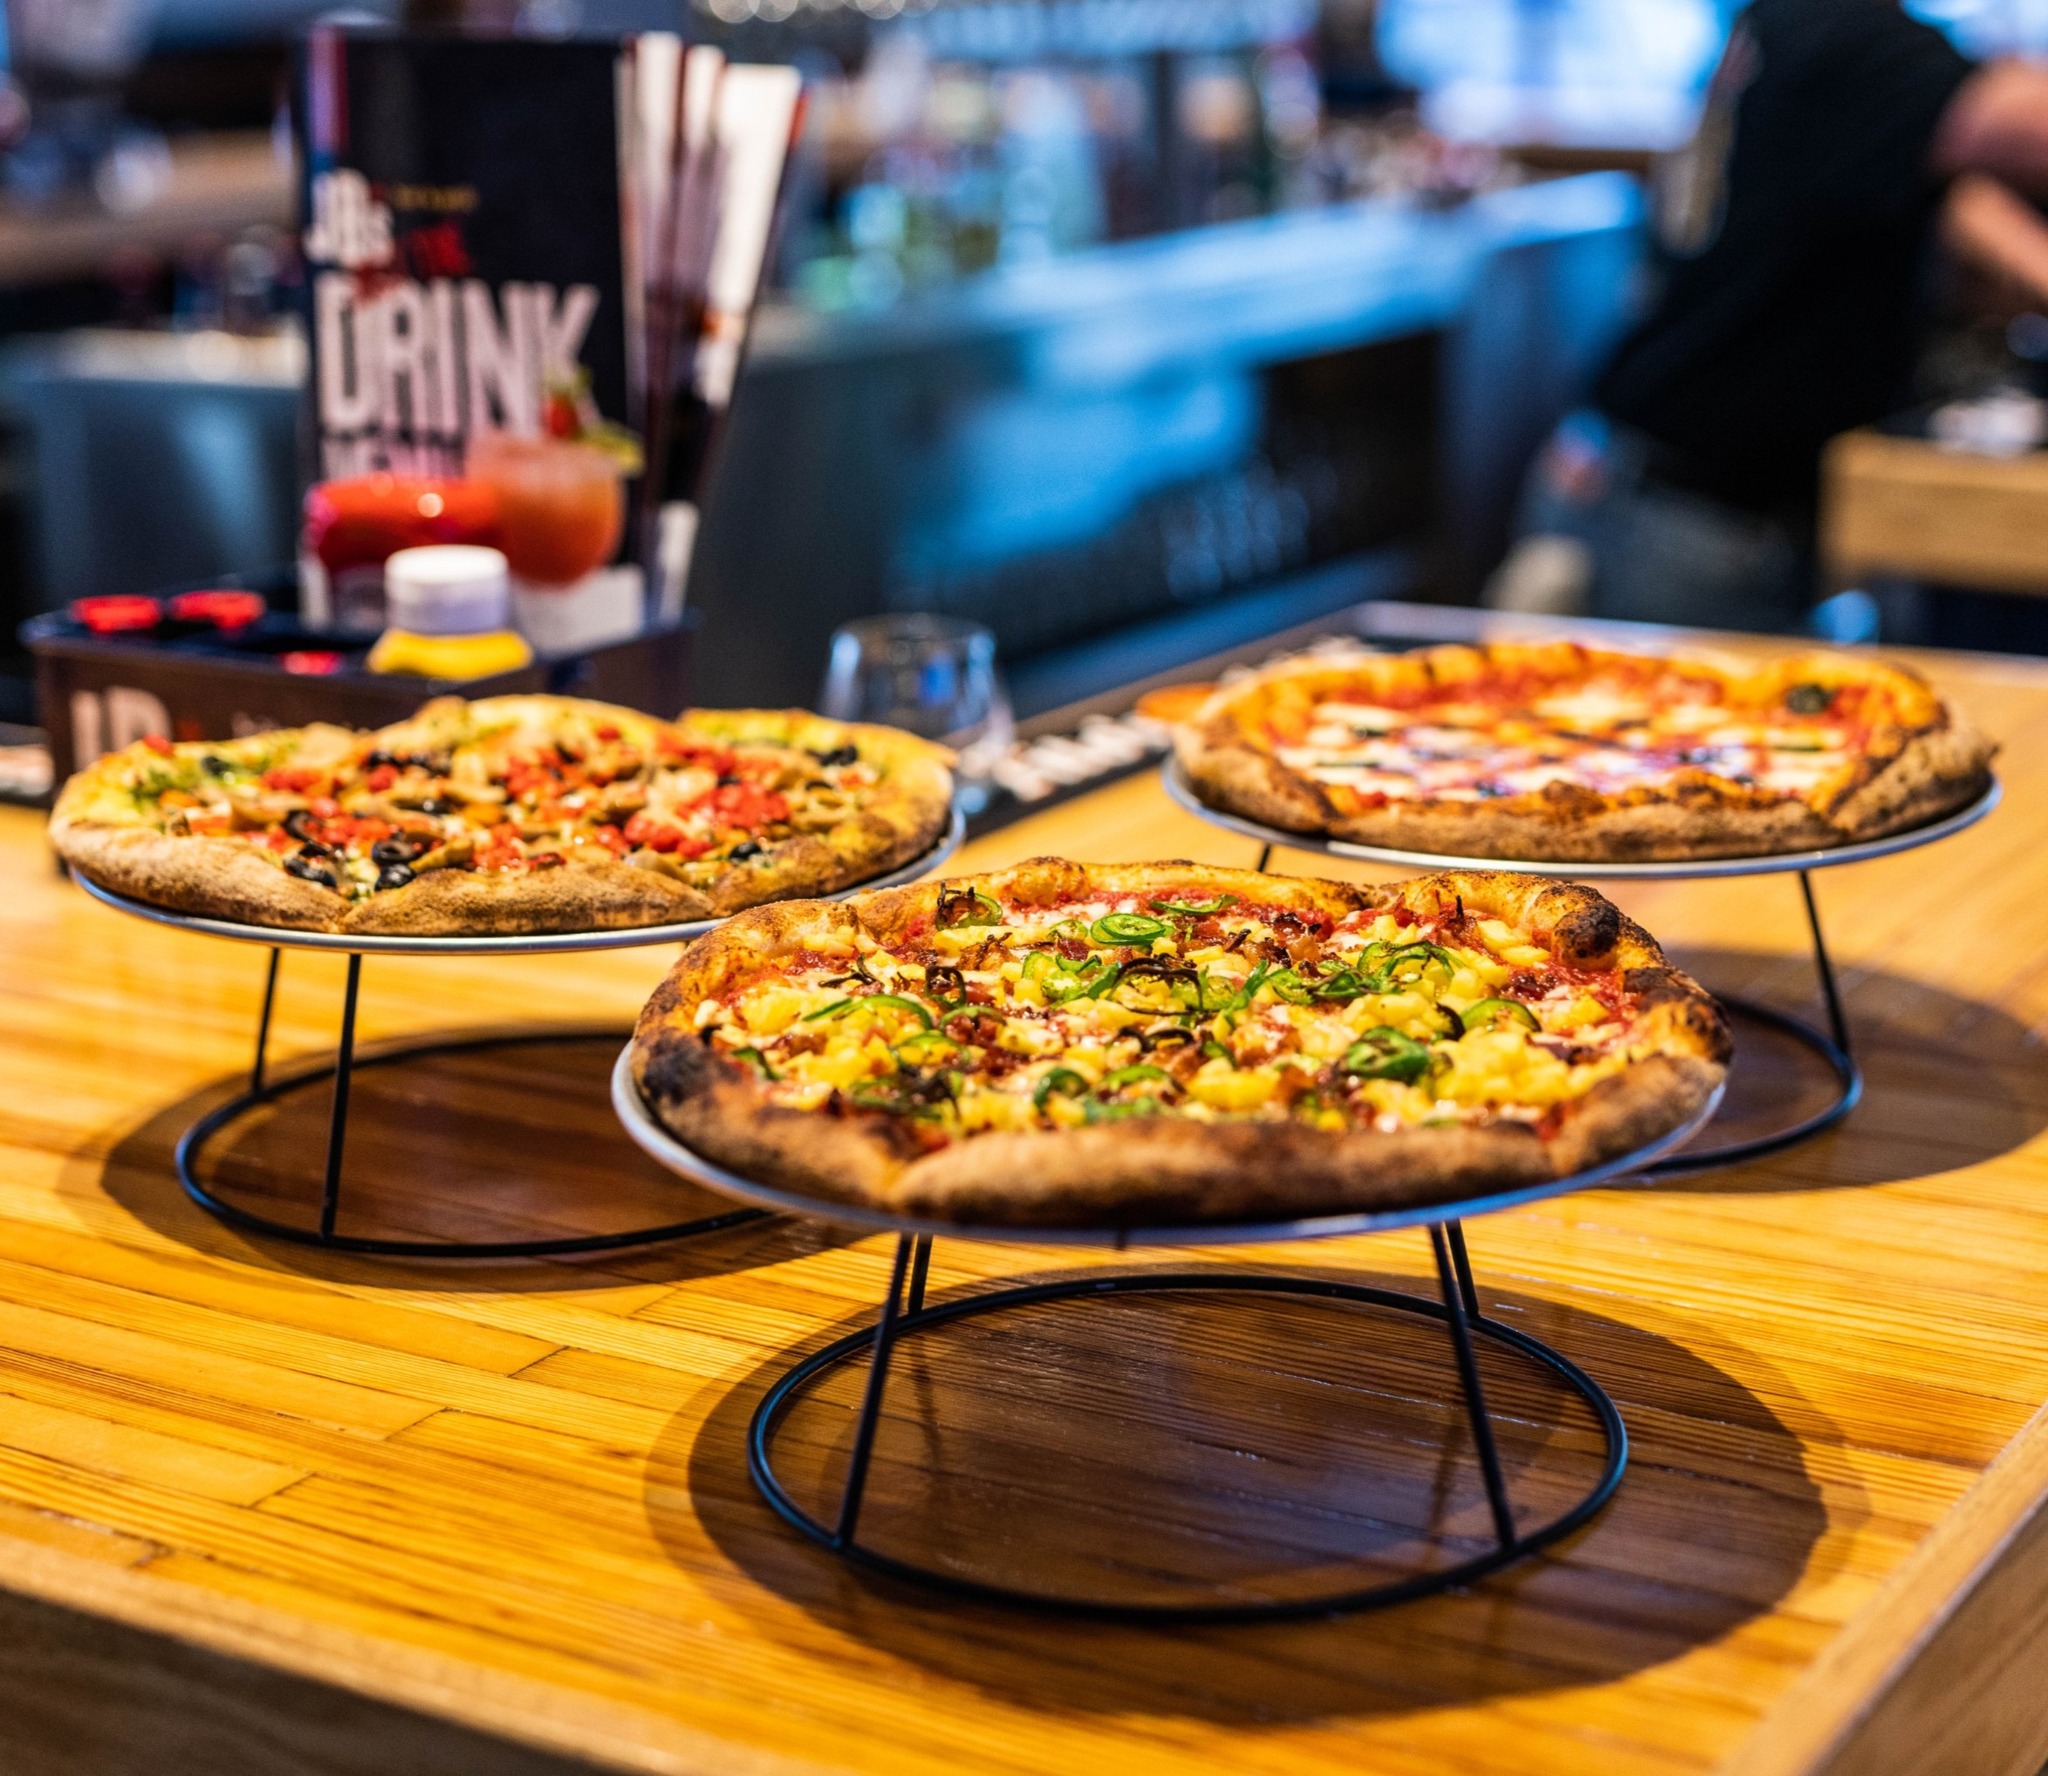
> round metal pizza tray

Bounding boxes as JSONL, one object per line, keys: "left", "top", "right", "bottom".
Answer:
{"left": 609, "top": 1043, "right": 1724, "bottom": 1248}
{"left": 1160, "top": 757, "right": 2001, "bottom": 880}
{"left": 72, "top": 807, "right": 966, "bottom": 955}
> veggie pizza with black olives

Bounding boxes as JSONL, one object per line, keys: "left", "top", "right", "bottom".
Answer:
{"left": 51, "top": 696, "right": 953, "bottom": 935}
{"left": 630, "top": 859, "right": 1728, "bottom": 1228}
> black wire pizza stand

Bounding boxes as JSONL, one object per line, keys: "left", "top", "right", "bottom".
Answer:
{"left": 1163, "top": 761, "right": 2001, "bottom": 1178}
{"left": 74, "top": 809, "right": 964, "bottom": 1260}
{"left": 613, "top": 1048, "right": 1721, "bottom": 1621}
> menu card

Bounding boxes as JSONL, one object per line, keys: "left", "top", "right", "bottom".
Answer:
{"left": 296, "top": 27, "right": 802, "bottom": 602}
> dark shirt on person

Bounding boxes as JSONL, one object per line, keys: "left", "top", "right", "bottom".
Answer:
{"left": 1594, "top": 0, "right": 1974, "bottom": 516}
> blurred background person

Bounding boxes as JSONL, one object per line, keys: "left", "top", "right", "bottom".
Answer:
{"left": 1503, "top": 0, "right": 2048, "bottom": 631}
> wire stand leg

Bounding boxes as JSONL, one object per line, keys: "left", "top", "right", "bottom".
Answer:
{"left": 835, "top": 1234, "right": 914, "bottom": 1548}
{"left": 906, "top": 1234, "right": 933, "bottom": 1317}
{"left": 250, "top": 948, "right": 281, "bottom": 1093}
{"left": 1430, "top": 1222, "right": 1516, "bottom": 1550}
{"left": 1799, "top": 870, "right": 1852, "bottom": 1058}
{"left": 318, "top": 954, "right": 362, "bottom": 1241}
{"left": 1444, "top": 1219, "right": 1484, "bottom": 1321}
{"left": 1254, "top": 842, "right": 1273, "bottom": 873}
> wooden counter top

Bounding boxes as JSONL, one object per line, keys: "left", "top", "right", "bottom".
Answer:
{"left": 5, "top": 627, "right": 2048, "bottom": 1774}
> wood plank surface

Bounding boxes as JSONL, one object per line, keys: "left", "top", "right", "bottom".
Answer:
{"left": 3, "top": 613, "right": 2048, "bottom": 1773}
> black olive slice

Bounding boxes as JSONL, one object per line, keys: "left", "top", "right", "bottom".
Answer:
{"left": 727, "top": 839, "right": 764, "bottom": 861}
{"left": 417, "top": 797, "right": 452, "bottom": 816}
{"left": 201, "top": 756, "right": 231, "bottom": 778}
{"left": 296, "top": 839, "right": 334, "bottom": 860}
{"left": 284, "top": 854, "right": 338, "bottom": 888}
{"left": 370, "top": 834, "right": 428, "bottom": 867}
{"left": 811, "top": 744, "right": 859, "bottom": 768}
{"left": 717, "top": 774, "right": 742, "bottom": 787}
{"left": 1784, "top": 683, "right": 1834, "bottom": 715}
{"left": 375, "top": 863, "right": 415, "bottom": 891}
{"left": 282, "top": 808, "right": 317, "bottom": 842}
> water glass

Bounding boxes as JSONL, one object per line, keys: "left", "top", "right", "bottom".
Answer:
{"left": 819, "top": 614, "right": 1012, "bottom": 808}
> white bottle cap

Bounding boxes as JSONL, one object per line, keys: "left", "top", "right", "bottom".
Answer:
{"left": 383, "top": 544, "right": 510, "bottom": 636}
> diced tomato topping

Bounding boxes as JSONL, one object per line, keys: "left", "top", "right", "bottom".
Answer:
{"left": 706, "top": 781, "right": 789, "bottom": 830}
{"left": 654, "top": 735, "right": 736, "bottom": 775}
{"left": 308, "top": 796, "right": 340, "bottom": 819}
{"left": 263, "top": 766, "right": 323, "bottom": 793}
{"left": 263, "top": 830, "right": 294, "bottom": 852}
{"left": 141, "top": 734, "right": 174, "bottom": 757}
{"left": 530, "top": 852, "right": 564, "bottom": 869}
{"left": 594, "top": 724, "right": 620, "bottom": 741}
{"left": 593, "top": 825, "right": 628, "bottom": 857}
{"left": 622, "top": 810, "right": 708, "bottom": 857}
{"left": 365, "top": 764, "right": 397, "bottom": 792}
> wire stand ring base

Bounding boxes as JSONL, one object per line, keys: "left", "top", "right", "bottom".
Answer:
{"left": 178, "top": 950, "right": 765, "bottom": 1260}
{"left": 747, "top": 1223, "right": 1626, "bottom": 1622}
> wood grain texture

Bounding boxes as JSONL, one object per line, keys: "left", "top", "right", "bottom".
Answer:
{"left": 2, "top": 613, "right": 2048, "bottom": 1773}
{"left": 1821, "top": 429, "right": 2048, "bottom": 595}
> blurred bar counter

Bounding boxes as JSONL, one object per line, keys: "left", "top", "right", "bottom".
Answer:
{"left": 693, "top": 170, "right": 1642, "bottom": 712}
{"left": 0, "top": 172, "right": 1642, "bottom": 724}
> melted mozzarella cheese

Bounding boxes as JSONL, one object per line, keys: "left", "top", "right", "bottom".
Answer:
{"left": 1531, "top": 687, "right": 1652, "bottom": 728}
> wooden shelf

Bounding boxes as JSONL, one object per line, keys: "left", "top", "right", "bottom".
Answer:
{"left": 4, "top": 614, "right": 2048, "bottom": 1772}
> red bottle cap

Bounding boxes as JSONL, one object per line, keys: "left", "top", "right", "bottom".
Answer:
{"left": 71, "top": 595, "right": 161, "bottom": 635}
{"left": 168, "top": 589, "right": 267, "bottom": 629}
{"left": 281, "top": 650, "right": 347, "bottom": 677}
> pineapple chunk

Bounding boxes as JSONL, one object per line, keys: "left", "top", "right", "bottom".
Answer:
{"left": 1188, "top": 1060, "right": 1277, "bottom": 1112}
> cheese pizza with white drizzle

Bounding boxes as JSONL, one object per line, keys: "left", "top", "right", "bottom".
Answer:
{"left": 1176, "top": 641, "right": 1995, "bottom": 862}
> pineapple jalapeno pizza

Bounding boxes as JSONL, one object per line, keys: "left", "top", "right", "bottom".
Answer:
{"left": 631, "top": 860, "right": 1729, "bottom": 1227}
{"left": 50, "top": 696, "right": 953, "bottom": 936}
{"left": 1177, "top": 641, "right": 1996, "bottom": 862}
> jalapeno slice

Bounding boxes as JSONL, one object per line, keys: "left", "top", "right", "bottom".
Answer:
{"left": 1083, "top": 1094, "right": 1164, "bottom": 1123}
{"left": 1033, "top": 1067, "right": 1090, "bottom": 1112}
{"left": 802, "top": 992, "right": 934, "bottom": 1029}
{"left": 1460, "top": 998, "right": 1540, "bottom": 1033}
{"left": 1266, "top": 968, "right": 1313, "bottom": 1005}
{"left": 1045, "top": 956, "right": 1118, "bottom": 1002}
{"left": 731, "top": 1046, "right": 779, "bottom": 1081}
{"left": 1090, "top": 912, "right": 1169, "bottom": 946}
{"left": 936, "top": 886, "right": 1004, "bottom": 929}
{"left": 1376, "top": 941, "right": 1457, "bottom": 988}
{"left": 1148, "top": 894, "right": 1237, "bottom": 917}
{"left": 1098, "top": 1063, "right": 1174, "bottom": 1094}
{"left": 894, "top": 1029, "right": 963, "bottom": 1062}
{"left": 1342, "top": 1027, "right": 1432, "bottom": 1083}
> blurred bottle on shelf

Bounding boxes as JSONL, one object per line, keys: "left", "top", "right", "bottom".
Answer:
{"left": 707, "top": 0, "right": 1547, "bottom": 316}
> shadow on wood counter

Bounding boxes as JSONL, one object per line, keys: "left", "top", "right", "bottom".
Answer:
{"left": 658, "top": 1261, "right": 1844, "bottom": 1724}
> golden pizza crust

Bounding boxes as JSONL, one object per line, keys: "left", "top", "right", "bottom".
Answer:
{"left": 50, "top": 698, "right": 954, "bottom": 936}
{"left": 1175, "top": 643, "right": 1997, "bottom": 862}
{"left": 631, "top": 860, "right": 1728, "bottom": 1229}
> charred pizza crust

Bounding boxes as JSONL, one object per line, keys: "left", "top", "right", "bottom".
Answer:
{"left": 631, "top": 859, "right": 1727, "bottom": 1229}
{"left": 50, "top": 696, "right": 953, "bottom": 936}
{"left": 1176, "top": 642, "right": 1996, "bottom": 862}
